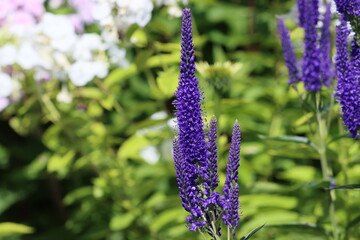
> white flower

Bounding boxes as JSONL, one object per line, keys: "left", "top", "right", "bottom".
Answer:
{"left": 116, "top": 0, "right": 153, "bottom": 28}
{"left": 40, "top": 13, "right": 76, "bottom": 52}
{"left": 56, "top": 85, "right": 72, "bottom": 103}
{"left": 17, "top": 43, "right": 41, "bottom": 69}
{"left": 73, "top": 33, "right": 103, "bottom": 60}
{"left": 107, "top": 45, "right": 129, "bottom": 67}
{"left": 167, "top": 5, "right": 182, "bottom": 17}
{"left": 0, "top": 44, "right": 17, "bottom": 66}
{"left": 140, "top": 146, "right": 160, "bottom": 164}
{"left": 68, "top": 60, "right": 96, "bottom": 86}
{"left": 49, "top": 0, "right": 65, "bottom": 8}
{"left": 150, "top": 111, "right": 167, "bottom": 120}
{"left": 92, "top": 61, "right": 108, "bottom": 78}
{"left": 92, "top": 1, "right": 112, "bottom": 21}
{"left": 0, "top": 72, "right": 13, "bottom": 98}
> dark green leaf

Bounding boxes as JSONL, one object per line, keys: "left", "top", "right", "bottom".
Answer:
{"left": 239, "top": 224, "right": 265, "bottom": 240}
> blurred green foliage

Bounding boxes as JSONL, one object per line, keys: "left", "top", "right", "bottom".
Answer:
{"left": 1, "top": 0, "right": 360, "bottom": 240}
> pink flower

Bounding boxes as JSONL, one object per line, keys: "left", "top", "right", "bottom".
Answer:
{"left": 0, "top": 0, "right": 44, "bottom": 26}
{"left": 11, "top": 10, "right": 36, "bottom": 26}
{"left": 0, "top": 98, "right": 10, "bottom": 112}
{"left": 22, "top": 0, "right": 44, "bottom": 17}
{"left": 0, "top": 0, "right": 15, "bottom": 19}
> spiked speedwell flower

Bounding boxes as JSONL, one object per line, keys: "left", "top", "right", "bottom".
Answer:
{"left": 335, "top": 16, "right": 360, "bottom": 139}
{"left": 277, "top": 0, "right": 333, "bottom": 91}
{"left": 173, "top": 8, "right": 242, "bottom": 238}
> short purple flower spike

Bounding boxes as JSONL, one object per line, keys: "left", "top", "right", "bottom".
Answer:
{"left": 222, "top": 123, "right": 241, "bottom": 232}
{"left": 277, "top": 17, "right": 301, "bottom": 84}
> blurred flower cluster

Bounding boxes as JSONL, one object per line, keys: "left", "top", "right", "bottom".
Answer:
{"left": 0, "top": 0, "right": 186, "bottom": 111}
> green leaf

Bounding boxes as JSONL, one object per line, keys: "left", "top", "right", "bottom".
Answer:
{"left": 0, "top": 190, "right": 24, "bottom": 215}
{"left": 239, "top": 224, "right": 265, "bottom": 240}
{"left": 267, "top": 223, "right": 328, "bottom": 238}
{"left": 109, "top": 212, "right": 136, "bottom": 231}
{"left": 145, "top": 53, "right": 180, "bottom": 68}
{"left": 76, "top": 87, "right": 104, "bottom": 99}
{"left": 329, "top": 184, "right": 360, "bottom": 190}
{"left": 347, "top": 215, "right": 360, "bottom": 230}
{"left": 150, "top": 208, "right": 187, "bottom": 231}
{"left": 258, "top": 135, "right": 317, "bottom": 149}
{"left": 0, "top": 222, "right": 34, "bottom": 236}
{"left": 304, "top": 181, "right": 330, "bottom": 190}
{"left": 279, "top": 166, "right": 317, "bottom": 182}
{"left": 104, "top": 64, "right": 137, "bottom": 87}
{"left": 156, "top": 67, "right": 179, "bottom": 97}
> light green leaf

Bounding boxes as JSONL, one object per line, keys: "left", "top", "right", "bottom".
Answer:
{"left": 156, "top": 67, "right": 179, "bottom": 97}
{"left": 110, "top": 212, "right": 136, "bottom": 231}
{"left": 104, "top": 64, "right": 137, "bottom": 87}
{"left": 0, "top": 222, "right": 34, "bottom": 236}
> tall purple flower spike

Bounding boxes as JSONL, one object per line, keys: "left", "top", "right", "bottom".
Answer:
{"left": 320, "top": 3, "right": 333, "bottom": 87}
{"left": 335, "top": 16, "right": 360, "bottom": 139}
{"left": 174, "top": 8, "right": 210, "bottom": 231}
{"left": 277, "top": 17, "right": 301, "bottom": 84}
{"left": 302, "top": 0, "right": 322, "bottom": 91}
{"left": 222, "top": 123, "right": 241, "bottom": 233}
{"left": 174, "top": 8, "right": 243, "bottom": 235}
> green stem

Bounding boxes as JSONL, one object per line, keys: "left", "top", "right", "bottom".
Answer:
{"left": 228, "top": 227, "right": 231, "bottom": 240}
{"left": 199, "top": 230, "right": 207, "bottom": 240}
{"left": 314, "top": 92, "right": 337, "bottom": 240}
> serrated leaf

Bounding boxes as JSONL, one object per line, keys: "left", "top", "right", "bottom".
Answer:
{"left": 239, "top": 224, "right": 265, "bottom": 240}
{"left": 329, "top": 184, "right": 360, "bottom": 190}
{"left": 304, "top": 181, "right": 330, "bottom": 190}
{"left": 258, "top": 135, "right": 317, "bottom": 149}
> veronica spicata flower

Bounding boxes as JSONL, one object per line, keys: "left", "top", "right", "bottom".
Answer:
{"left": 335, "top": 16, "right": 360, "bottom": 139}
{"left": 173, "top": 8, "right": 242, "bottom": 238}
{"left": 278, "top": 0, "right": 333, "bottom": 91}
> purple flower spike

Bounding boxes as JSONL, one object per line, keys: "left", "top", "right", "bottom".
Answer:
{"left": 277, "top": 17, "right": 301, "bottom": 84}
{"left": 207, "top": 117, "right": 219, "bottom": 191}
{"left": 302, "top": 0, "right": 322, "bottom": 91}
{"left": 335, "top": 16, "right": 360, "bottom": 139}
{"left": 174, "top": 8, "right": 209, "bottom": 231}
{"left": 297, "top": 0, "right": 306, "bottom": 27}
{"left": 222, "top": 123, "right": 241, "bottom": 232}
{"left": 320, "top": 3, "right": 333, "bottom": 87}
{"left": 335, "top": 0, "right": 360, "bottom": 17}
